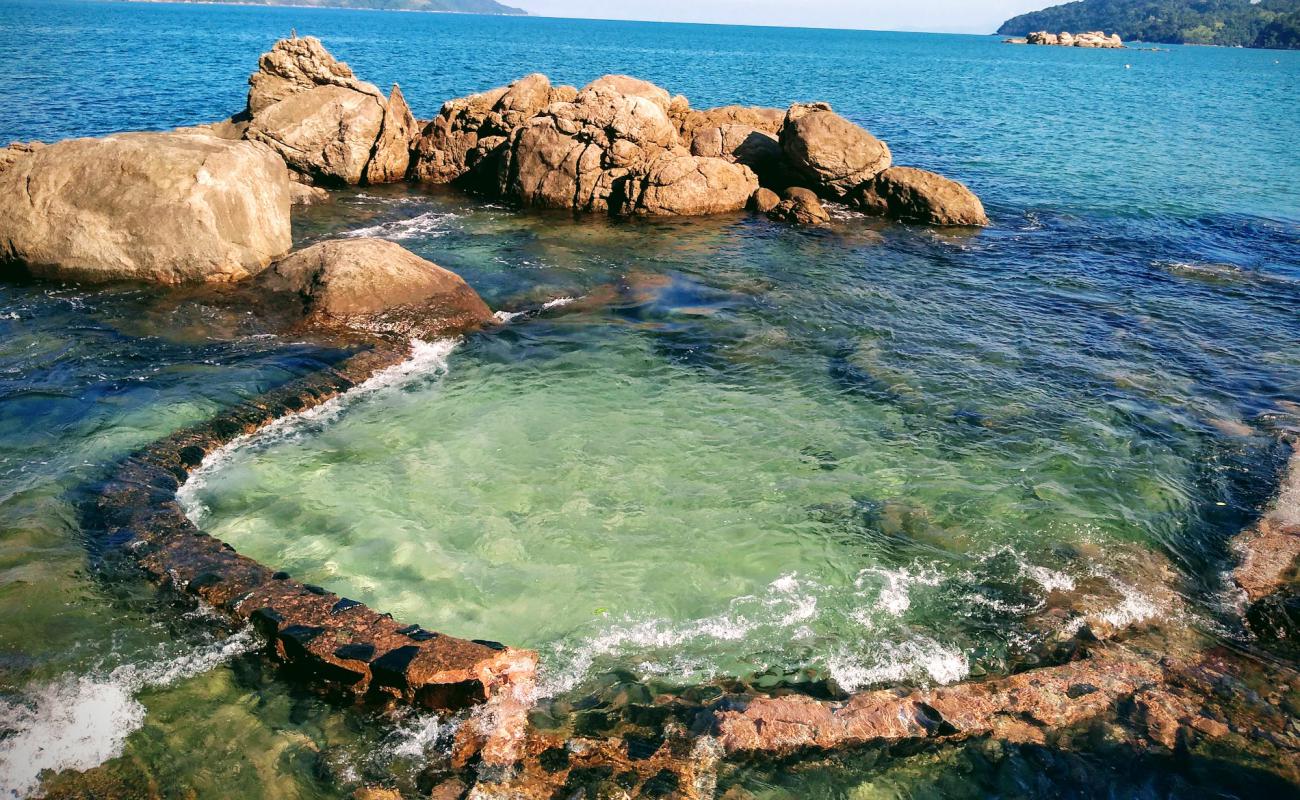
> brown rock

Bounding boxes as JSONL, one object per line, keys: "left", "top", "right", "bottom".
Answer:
{"left": 780, "top": 102, "right": 891, "bottom": 199}
{"left": 246, "top": 83, "right": 387, "bottom": 186}
{"left": 768, "top": 186, "right": 830, "bottom": 225}
{"left": 428, "top": 778, "right": 468, "bottom": 800}
{"left": 750, "top": 187, "right": 780, "bottom": 213}
{"left": 410, "top": 73, "right": 573, "bottom": 187}
{"left": 622, "top": 150, "right": 758, "bottom": 216}
{"left": 263, "top": 238, "right": 494, "bottom": 336}
{"left": 1233, "top": 447, "right": 1300, "bottom": 605}
{"left": 678, "top": 106, "right": 786, "bottom": 184}
{"left": 289, "top": 182, "right": 331, "bottom": 207}
{"left": 0, "top": 140, "right": 42, "bottom": 175}
{"left": 581, "top": 74, "right": 673, "bottom": 112}
{"left": 853, "top": 166, "right": 988, "bottom": 226}
{"left": 365, "top": 84, "right": 417, "bottom": 184}
{"left": 352, "top": 788, "right": 402, "bottom": 800}
{"left": 0, "top": 132, "right": 290, "bottom": 284}
{"left": 247, "top": 35, "right": 378, "bottom": 115}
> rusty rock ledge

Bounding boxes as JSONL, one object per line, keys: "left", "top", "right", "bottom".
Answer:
{"left": 93, "top": 341, "right": 537, "bottom": 763}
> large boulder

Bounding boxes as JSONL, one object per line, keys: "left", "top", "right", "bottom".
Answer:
{"left": 410, "top": 73, "right": 575, "bottom": 187}
{"left": 0, "top": 132, "right": 291, "bottom": 284}
{"left": 246, "top": 84, "right": 387, "bottom": 185}
{"left": 780, "top": 102, "right": 891, "bottom": 199}
{"left": 498, "top": 79, "right": 757, "bottom": 216}
{"left": 242, "top": 37, "right": 414, "bottom": 185}
{"left": 851, "top": 166, "right": 988, "bottom": 227}
{"left": 262, "top": 238, "right": 494, "bottom": 336}
{"left": 622, "top": 149, "right": 759, "bottom": 216}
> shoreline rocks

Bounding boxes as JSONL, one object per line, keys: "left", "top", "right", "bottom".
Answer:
{"left": 0, "top": 132, "right": 291, "bottom": 284}
{"left": 853, "top": 166, "right": 989, "bottom": 226}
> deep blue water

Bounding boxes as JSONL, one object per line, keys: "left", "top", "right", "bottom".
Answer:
{"left": 1, "top": 1, "right": 1299, "bottom": 797}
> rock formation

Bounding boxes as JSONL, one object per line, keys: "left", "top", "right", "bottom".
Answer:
{"left": 496, "top": 78, "right": 759, "bottom": 216}
{"left": 242, "top": 36, "right": 416, "bottom": 186}
{"left": 0, "top": 140, "right": 42, "bottom": 175}
{"left": 410, "top": 73, "right": 576, "bottom": 187}
{"left": 852, "top": 166, "right": 989, "bottom": 227}
{"left": 0, "top": 132, "right": 291, "bottom": 284}
{"left": 262, "top": 238, "right": 495, "bottom": 336}
{"left": 1020, "top": 30, "right": 1124, "bottom": 48}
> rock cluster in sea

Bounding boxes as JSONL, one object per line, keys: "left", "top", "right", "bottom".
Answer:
{"left": 0, "top": 34, "right": 987, "bottom": 291}
{"left": 1006, "top": 30, "right": 1124, "bottom": 48}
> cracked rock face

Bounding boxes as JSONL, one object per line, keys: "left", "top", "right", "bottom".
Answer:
{"left": 780, "top": 102, "right": 892, "bottom": 199}
{"left": 0, "top": 132, "right": 291, "bottom": 284}
{"left": 410, "top": 73, "right": 576, "bottom": 187}
{"left": 497, "top": 80, "right": 758, "bottom": 216}
{"left": 243, "top": 37, "right": 415, "bottom": 186}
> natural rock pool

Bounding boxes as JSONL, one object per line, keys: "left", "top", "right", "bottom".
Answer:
{"left": 1, "top": 3, "right": 1299, "bottom": 797}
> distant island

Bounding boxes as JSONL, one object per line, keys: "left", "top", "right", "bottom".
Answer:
{"left": 130, "top": 0, "right": 527, "bottom": 14}
{"left": 998, "top": 0, "right": 1300, "bottom": 49}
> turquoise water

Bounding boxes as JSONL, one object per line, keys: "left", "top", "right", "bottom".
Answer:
{"left": 0, "top": 1, "right": 1298, "bottom": 797}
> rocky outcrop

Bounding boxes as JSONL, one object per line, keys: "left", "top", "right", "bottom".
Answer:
{"left": 497, "top": 79, "right": 758, "bottom": 216}
{"left": 247, "top": 34, "right": 379, "bottom": 115}
{"left": 242, "top": 37, "right": 415, "bottom": 185}
{"left": 410, "top": 73, "right": 576, "bottom": 187}
{"left": 768, "top": 186, "right": 830, "bottom": 225}
{"left": 1233, "top": 442, "right": 1300, "bottom": 637}
{"left": 1023, "top": 30, "right": 1124, "bottom": 48}
{"left": 852, "top": 166, "right": 989, "bottom": 226}
{"left": 262, "top": 238, "right": 495, "bottom": 336}
{"left": 0, "top": 132, "right": 291, "bottom": 284}
{"left": 749, "top": 187, "right": 780, "bottom": 214}
{"left": 780, "top": 102, "right": 891, "bottom": 199}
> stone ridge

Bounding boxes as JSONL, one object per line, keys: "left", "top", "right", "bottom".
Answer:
{"left": 94, "top": 344, "right": 537, "bottom": 713}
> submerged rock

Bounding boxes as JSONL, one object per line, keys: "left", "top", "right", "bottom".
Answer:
{"left": 288, "top": 181, "right": 331, "bottom": 207}
{"left": 262, "top": 238, "right": 494, "bottom": 336}
{"left": 852, "top": 166, "right": 989, "bottom": 226}
{"left": 780, "top": 102, "right": 891, "bottom": 199}
{"left": 0, "top": 132, "right": 291, "bottom": 284}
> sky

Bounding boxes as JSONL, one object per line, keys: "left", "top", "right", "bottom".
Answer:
{"left": 513, "top": 1, "right": 1053, "bottom": 34}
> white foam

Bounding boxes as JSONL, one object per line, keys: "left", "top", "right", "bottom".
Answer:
{"left": 493, "top": 310, "right": 525, "bottom": 324}
{"left": 0, "top": 630, "right": 256, "bottom": 799}
{"left": 542, "top": 297, "right": 576, "bottom": 310}
{"left": 178, "top": 339, "right": 458, "bottom": 525}
{"left": 825, "top": 636, "right": 969, "bottom": 691}
{"left": 854, "top": 566, "right": 943, "bottom": 617}
{"left": 341, "top": 211, "right": 459, "bottom": 240}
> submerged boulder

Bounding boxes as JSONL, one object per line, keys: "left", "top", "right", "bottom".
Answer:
{"left": 263, "top": 238, "right": 494, "bottom": 336}
{"left": 242, "top": 37, "right": 415, "bottom": 185}
{"left": 852, "top": 166, "right": 988, "bottom": 227}
{"left": 780, "top": 102, "right": 891, "bottom": 199}
{"left": 410, "top": 73, "right": 576, "bottom": 187}
{"left": 0, "top": 132, "right": 291, "bottom": 284}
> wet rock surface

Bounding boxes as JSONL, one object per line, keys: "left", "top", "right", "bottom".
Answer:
{"left": 853, "top": 166, "right": 990, "bottom": 227}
